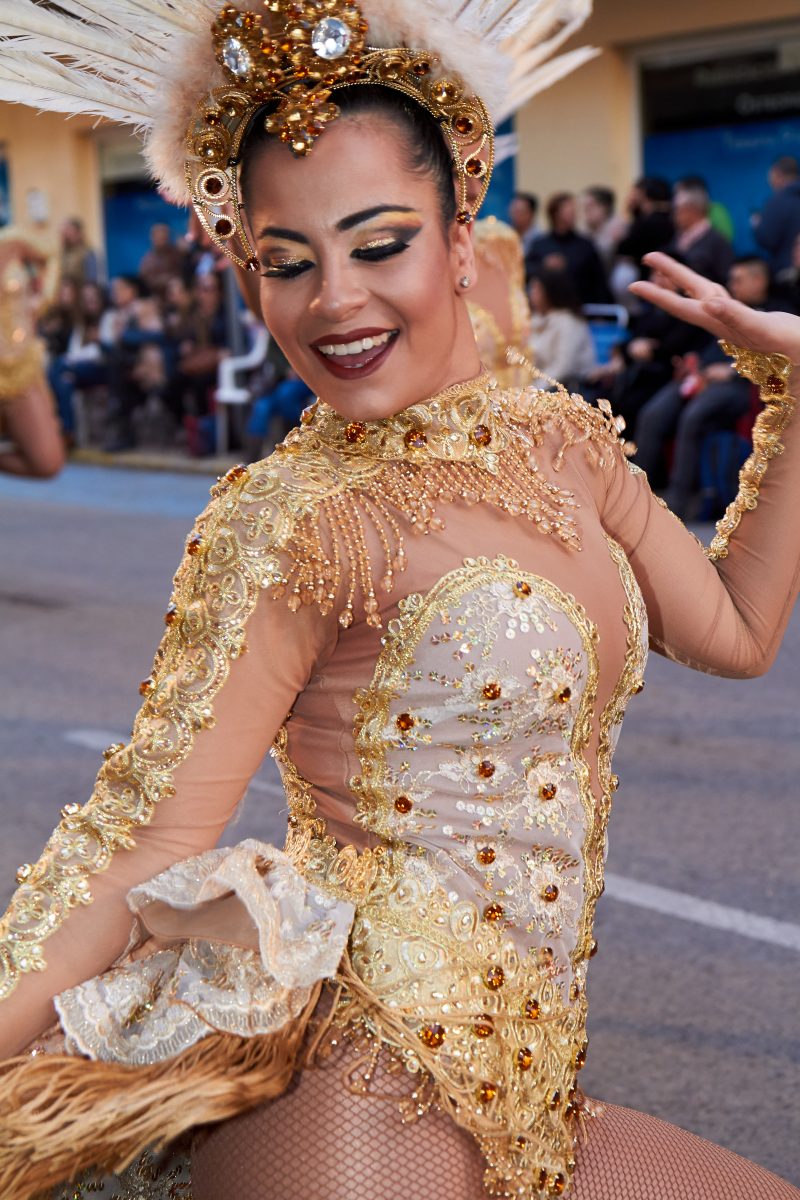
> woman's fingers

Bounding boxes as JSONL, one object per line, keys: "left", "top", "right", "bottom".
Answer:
{"left": 641, "top": 252, "right": 727, "bottom": 300}
{"left": 701, "top": 299, "right": 800, "bottom": 362}
{"left": 628, "top": 280, "right": 728, "bottom": 339}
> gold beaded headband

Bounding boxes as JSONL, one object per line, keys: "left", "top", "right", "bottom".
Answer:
{"left": 188, "top": 1, "right": 495, "bottom": 270}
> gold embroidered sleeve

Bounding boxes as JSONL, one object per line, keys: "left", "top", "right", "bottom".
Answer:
{"left": 0, "top": 461, "right": 336, "bottom": 1010}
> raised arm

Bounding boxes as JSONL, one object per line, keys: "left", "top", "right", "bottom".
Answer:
{"left": 0, "top": 466, "right": 337, "bottom": 1055}
{"left": 601, "top": 254, "right": 800, "bottom": 675}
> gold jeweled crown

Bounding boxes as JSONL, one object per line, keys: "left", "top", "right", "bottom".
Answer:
{"left": 188, "top": 0, "right": 495, "bottom": 269}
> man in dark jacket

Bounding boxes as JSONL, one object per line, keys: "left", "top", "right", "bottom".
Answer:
{"left": 616, "top": 176, "right": 675, "bottom": 269}
{"left": 753, "top": 156, "right": 800, "bottom": 274}
{"left": 524, "top": 192, "right": 612, "bottom": 303}
{"left": 668, "top": 184, "right": 734, "bottom": 285}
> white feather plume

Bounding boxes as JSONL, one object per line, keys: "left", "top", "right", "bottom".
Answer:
{"left": 0, "top": 0, "right": 596, "bottom": 202}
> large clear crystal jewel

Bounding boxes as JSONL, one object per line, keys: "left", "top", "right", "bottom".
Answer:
{"left": 311, "top": 17, "right": 352, "bottom": 61}
{"left": 222, "top": 36, "right": 251, "bottom": 77}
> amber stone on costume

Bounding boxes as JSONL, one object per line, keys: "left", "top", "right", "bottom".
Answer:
{"left": 556, "top": 686, "right": 572, "bottom": 704}
{"left": 549, "top": 1089, "right": 561, "bottom": 1110}
{"left": 394, "top": 795, "right": 413, "bottom": 814}
{"left": 103, "top": 743, "right": 125, "bottom": 760}
{"left": 473, "top": 1015, "right": 494, "bottom": 1039}
{"left": 215, "top": 217, "right": 234, "bottom": 241}
{"left": 483, "top": 902, "right": 504, "bottom": 923}
{"left": 524, "top": 997, "right": 541, "bottom": 1020}
{"left": 549, "top": 1173, "right": 567, "bottom": 1196}
{"left": 513, "top": 580, "right": 532, "bottom": 598}
{"left": 245, "top": 257, "right": 260, "bottom": 273}
{"left": 477, "top": 845, "right": 496, "bottom": 866}
{"left": 404, "top": 428, "right": 428, "bottom": 450}
{"left": 539, "top": 782, "right": 558, "bottom": 801}
{"left": 465, "top": 156, "right": 486, "bottom": 179}
{"left": 204, "top": 110, "right": 222, "bottom": 126}
{"left": 187, "top": 535, "right": 203, "bottom": 556}
{"left": 542, "top": 884, "right": 559, "bottom": 903}
{"left": 539, "top": 946, "right": 554, "bottom": 965}
{"left": 589, "top": 938, "right": 599, "bottom": 958}
{"left": 472, "top": 422, "right": 492, "bottom": 447}
{"left": 225, "top": 463, "right": 248, "bottom": 483}
{"left": 419, "top": 1023, "right": 446, "bottom": 1049}
{"left": 15, "top": 863, "right": 32, "bottom": 884}
{"left": 482, "top": 681, "right": 502, "bottom": 701}
{"left": 431, "top": 80, "right": 458, "bottom": 103}
{"left": 204, "top": 175, "right": 224, "bottom": 196}
{"left": 139, "top": 677, "right": 156, "bottom": 697}
{"left": 164, "top": 604, "right": 179, "bottom": 627}
{"left": 477, "top": 1080, "right": 498, "bottom": 1103}
{"left": 344, "top": 421, "right": 367, "bottom": 444}
{"left": 632, "top": 680, "right": 645, "bottom": 695}
{"left": 456, "top": 210, "right": 474, "bottom": 226}
{"left": 517, "top": 1046, "right": 533, "bottom": 1071}
{"left": 764, "top": 373, "right": 787, "bottom": 396}
{"left": 485, "top": 965, "right": 505, "bottom": 990}
{"left": 611, "top": 774, "right": 620, "bottom": 792}
{"left": 453, "top": 114, "right": 475, "bottom": 135}
{"left": 575, "top": 1045, "right": 588, "bottom": 1070}
{"left": 515, "top": 1135, "right": 527, "bottom": 1150}
{"left": 477, "top": 759, "right": 496, "bottom": 779}
{"left": 396, "top": 712, "right": 415, "bottom": 733}
{"left": 412, "top": 60, "right": 432, "bottom": 76}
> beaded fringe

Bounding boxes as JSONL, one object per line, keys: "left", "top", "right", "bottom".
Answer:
{"left": 0, "top": 984, "right": 322, "bottom": 1200}
{"left": 275, "top": 448, "right": 580, "bottom": 629}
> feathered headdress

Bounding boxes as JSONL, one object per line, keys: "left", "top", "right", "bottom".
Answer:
{"left": 0, "top": 0, "right": 596, "bottom": 265}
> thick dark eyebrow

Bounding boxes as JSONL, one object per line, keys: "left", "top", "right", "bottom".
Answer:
{"left": 257, "top": 205, "right": 418, "bottom": 243}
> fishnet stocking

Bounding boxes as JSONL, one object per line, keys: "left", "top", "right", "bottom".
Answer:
{"left": 191, "top": 1044, "right": 799, "bottom": 1200}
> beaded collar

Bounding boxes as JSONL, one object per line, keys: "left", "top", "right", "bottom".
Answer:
{"left": 293, "top": 372, "right": 511, "bottom": 469}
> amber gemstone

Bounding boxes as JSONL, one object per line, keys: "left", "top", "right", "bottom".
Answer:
{"left": 204, "top": 110, "right": 222, "bottom": 126}
{"left": 485, "top": 966, "right": 505, "bottom": 990}
{"left": 472, "top": 423, "right": 492, "bottom": 447}
{"left": 764, "top": 373, "right": 787, "bottom": 396}
{"left": 404, "top": 428, "right": 428, "bottom": 450}
{"left": 245, "top": 256, "right": 260, "bottom": 273}
{"left": 549, "top": 1089, "right": 561, "bottom": 1110}
{"left": 524, "top": 997, "right": 541, "bottom": 1020}
{"left": 515, "top": 1135, "right": 527, "bottom": 1150}
{"left": 164, "top": 604, "right": 179, "bottom": 627}
{"left": 344, "top": 421, "right": 367, "bottom": 444}
{"left": 456, "top": 210, "right": 474, "bottom": 226}
{"left": 517, "top": 1046, "right": 533, "bottom": 1071}
{"left": 611, "top": 774, "right": 620, "bottom": 792}
{"left": 575, "top": 1045, "right": 588, "bottom": 1070}
{"left": 477, "top": 1080, "right": 498, "bottom": 1103}
{"left": 139, "top": 677, "right": 155, "bottom": 697}
{"left": 632, "top": 680, "right": 645, "bottom": 695}
{"left": 482, "top": 682, "right": 502, "bottom": 701}
{"left": 465, "top": 156, "right": 486, "bottom": 178}
{"left": 549, "top": 1173, "right": 567, "bottom": 1196}
{"left": 453, "top": 114, "right": 475, "bottom": 135}
{"left": 539, "top": 782, "right": 558, "bottom": 801}
{"left": 556, "top": 686, "right": 572, "bottom": 704}
{"left": 542, "top": 884, "right": 559, "bottom": 903}
{"left": 418, "top": 1023, "right": 446, "bottom": 1049}
{"left": 187, "top": 535, "right": 203, "bottom": 556}
{"left": 588, "top": 938, "right": 599, "bottom": 958}
{"left": 432, "top": 80, "right": 458, "bottom": 103}
{"left": 394, "top": 795, "right": 413, "bottom": 814}
{"left": 396, "top": 712, "right": 416, "bottom": 733}
{"left": 539, "top": 946, "right": 554, "bottom": 965}
{"left": 477, "top": 846, "right": 496, "bottom": 866}
{"left": 204, "top": 175, "right": 224, "bottom": 196}
{"left": 412, "top": 59, "right": 432, "bottom": 76}
{"left": 225, "top": 463, "right": 248, "bottom": 482}
{"left": 483, "top": 902, "right": 504, "bottom": 923}
{"left": 473, "top": 1015, "right": 495, "bottom": 1038}
{"left": 513, "top": 580, "right": 532, "bottom": 598}
{"left": 477, "top": 759, "right": 496, "bottom": 780}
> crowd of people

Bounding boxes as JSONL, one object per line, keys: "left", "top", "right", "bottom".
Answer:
{"left": 514, "top": 154, "right": 800, "bottom": 517}
{"left": 32, "top": 153, "right": 800, "bottom": 514}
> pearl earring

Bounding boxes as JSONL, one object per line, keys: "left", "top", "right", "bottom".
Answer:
{"left": 459, "top": 275, "right": 471, "bottom": 289}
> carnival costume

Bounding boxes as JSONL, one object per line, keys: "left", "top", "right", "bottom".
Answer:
{"left": 0, "top": 3, "right": 799, "bottom": 1199}
{"left": 468, "top": 217, "right": 532, "bottom": 387}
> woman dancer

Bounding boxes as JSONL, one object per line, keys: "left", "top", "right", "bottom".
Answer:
{"left": 0, "top": 3, "right": 798, "bottom": 1198}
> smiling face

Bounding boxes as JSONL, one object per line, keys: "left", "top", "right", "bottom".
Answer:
{"left": 242, "top": 113, "right": 480, "bottom": 420}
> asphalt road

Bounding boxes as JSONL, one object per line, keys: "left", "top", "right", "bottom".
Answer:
{"left": 1, "top": 464, "right": 798, "bottom": 1186}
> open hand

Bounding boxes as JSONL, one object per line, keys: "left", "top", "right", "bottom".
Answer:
{"left": 629, "top": 253, "right": 800, "bottom": 365}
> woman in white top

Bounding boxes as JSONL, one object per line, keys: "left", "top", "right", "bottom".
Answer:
{"left": 529, "top": 268, "right": 597, "bottom": 388}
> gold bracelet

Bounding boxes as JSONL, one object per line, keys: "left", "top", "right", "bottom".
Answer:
{"left": 707, "top": 342, "right": 796, "bottom": 561}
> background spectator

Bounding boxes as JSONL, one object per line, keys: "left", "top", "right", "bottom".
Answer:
{"left": 138, "top": 224, "right": 187, "bottom": 297}
{"left": 528, "top": 268, "right": 596, "bottom": 391}
{"left": 616, "top": 177, "right": 674, "bottom": 269}
{"left": 581, "top": 186, "right": 628, "bottom": 270}
{"left": 752, "top": 155, "right": 800, "bottom": 274}
{"left": 669, "top": 183, "right": 734, "bottom": 284}
{"left": 59, "top": 217, "right": 99, "bottom": 287}
{"left": 676, "top": 174, "right": 735, "bottom": 243}
{"left": 508, "top": 192, "right": 542, "bottom": 258}
{"left": 525, "top": 192, "right": 612, "bottom": 304}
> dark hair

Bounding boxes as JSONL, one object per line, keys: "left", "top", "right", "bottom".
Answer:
{"left": 240, "top": 84, "right": 457, "bottom": 226}
{"left": 512, "top": 191, "right": 539, "bottom": 215}
{"left": 546, "top": 192, "right": 574, "bottom": 228}
{"left": 530, "top": 267, "right": 582, "bottom": 315}
{"left": 585, "top": 186, "right": 614, "bottom": 214}
{"left": 732, "top": 254, "right": 771, "bottom": 278}
{"left": 635, "top": 176, "right": 672, "bottom": 204}
{"left": 677, "top": 174, "right": 709, "bottom": 192}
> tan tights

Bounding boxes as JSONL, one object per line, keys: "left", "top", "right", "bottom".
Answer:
{"left": 192, "top": 1056, "right": 799, "bottom": 1200}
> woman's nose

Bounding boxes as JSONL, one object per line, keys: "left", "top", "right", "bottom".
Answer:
{"left": 309, "top": 262, "right": 368, "bottom": 324}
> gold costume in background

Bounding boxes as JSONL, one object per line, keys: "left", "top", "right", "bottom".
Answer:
{"left": 468, "top": 218, "right": 532, "bottom": 388}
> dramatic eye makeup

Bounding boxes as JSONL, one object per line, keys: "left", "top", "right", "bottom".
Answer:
{"left": 257, "top": 205, "right": 423, "bottom": 278}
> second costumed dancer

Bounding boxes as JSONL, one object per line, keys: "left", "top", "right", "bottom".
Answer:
{"left": 0, "top": 2, "right": 799, "bottom": 1197}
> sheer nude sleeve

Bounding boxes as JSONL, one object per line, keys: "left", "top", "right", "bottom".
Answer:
{"left": 597, "top": 358, "right": 800, "bottom": 677}
{"left": 0, "top": 473, "right": 338, "bottom": 1056}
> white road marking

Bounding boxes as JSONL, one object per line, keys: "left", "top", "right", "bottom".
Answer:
{"left": 60, "top": 731, "right": 800, "bottom": 952}
{"left": 604, "top": 872, "right": 800, "bottom": 953}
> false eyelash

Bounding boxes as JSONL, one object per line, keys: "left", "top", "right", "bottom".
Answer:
{"left": 261, "top": 260, "right": 312, "bottom": 279}
{"left": 352, "top": 240, "right": 410, "bottom": 262}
